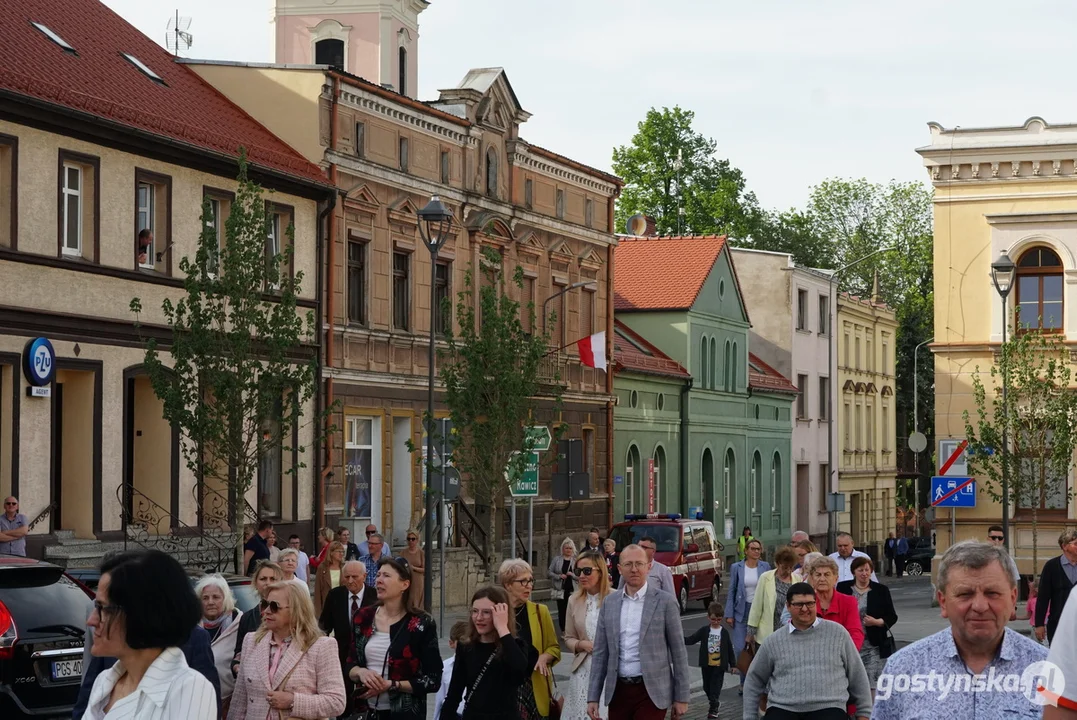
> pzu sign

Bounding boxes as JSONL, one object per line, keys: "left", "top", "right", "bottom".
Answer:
{"left": 22, "top": 337, "right": 56, "bottom": 397}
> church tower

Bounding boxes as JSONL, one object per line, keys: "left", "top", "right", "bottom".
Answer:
{"left": 272, "top": 0, "right": 428, "bottom": 98}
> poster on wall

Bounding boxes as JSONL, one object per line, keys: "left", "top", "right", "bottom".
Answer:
{"left": 345, "top": 447, "right": 372, "bottom": 519}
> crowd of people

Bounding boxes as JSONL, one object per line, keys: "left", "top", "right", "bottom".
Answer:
{"left": 62, "top": 518, "right": 1077, "bottom": 720}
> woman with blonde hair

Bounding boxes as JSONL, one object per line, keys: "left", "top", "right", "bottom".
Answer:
{"left": 228, "top": 581, "right": 345, "bottom": 719}
{"left": 547, "top": 538, "right": 578, "bottom": 632}
{"left": 562, "top": 551, "right": 611, "bottom": 719}
{"left": 195, "top": 573, "right": 243, "bottom": 709}
{"left": 500, "top": 558, "right": 560, "bottom": 720}
{"left": 398, "top": 528, "right": 426, "bottom": 609}
{"left": 314, "top": 540, "right": 345, "bottom": 615}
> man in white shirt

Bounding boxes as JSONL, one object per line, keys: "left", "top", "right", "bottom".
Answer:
{"left": 589, "top": 544, "right": 689, "bottom": 720}
{"left": 618, "top": 535, "right": 676, "bottom": 595}
{"left": 287, "top": 534, "right": 310, "bottom": 582}
{"left": 829, "top": 532, "right": 878, "bottom": 583}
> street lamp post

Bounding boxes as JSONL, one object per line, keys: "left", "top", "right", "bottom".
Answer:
{"left": 542, "top": 281, "right": 599, "bottom": 337}
{"left": 826, "top": 246, "right": 896, "bottom": 554}
{"left": 417, "top": 195, "right": 454, "bottom": 620}
{"left": 912, "top": 336, "right": 934, "bottom": 538}
{"left": 991, "top": 249, "right": 1016, "bottom": 551}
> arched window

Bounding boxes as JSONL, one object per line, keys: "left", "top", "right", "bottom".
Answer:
{"left": 315, "top": 38, "right": 344, "bottom": 68}
{"left": 626, "top": 445, "right": 641, "bottom": 514}
{"left": 710, "top": 337, "right": 717, "bottom": 389}
{"left": 1016, "top": 246, "right": 1063, "bottom": 331}
{"left": 751, "top": 451, "right": 762, "bottom": 512}
{"left": 486, "top": 147, "right": 498, "bottom": 198}
{"left": 398, "top": 47, "right": 408, "bottom": 95}
{"left": 701, "top": 448, "right": 715, "bottom": 521}
{"left": 723, "top": 448, "right": 736, "bottom": 516}
{"left": 653, "top": 446, "right": 666, "bottom": 510}
{"left": 724, "top": 340, "right": 732, "bottom": 391}
{"left": 771, "top": 452, "right": 782, "bottom": 513}
{"left": 731, "top": 341, "right": 739, "bottom": 391}
{"left": 700, "top": 336, "right": 709, "bottom": 390}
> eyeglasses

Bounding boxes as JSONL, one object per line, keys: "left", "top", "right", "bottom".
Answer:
{"left": 790, "top": 601, "right": 816, "bottom": 610}
{"left": 3, "top": 502, "right": 16, "bottom": 506}
{"left": 260, "top": 600, "right": 289, "bottom": 613}
{"left": 93, "top": 601, "right": 117, "bottom": 616}
{"left": 366, "top": 530, "right": 376, "bottom": 536}
{"left": 513, "top": 578, "right": 535, "bottom": 586}
{"left": 988, "top": 535, "right": 1005, "bottom": 542}
{"left": 578, "top": 567, "right": 595, "bottom": 576}
{"left": 407, "top": 536, "right": 418, "bottom": 542}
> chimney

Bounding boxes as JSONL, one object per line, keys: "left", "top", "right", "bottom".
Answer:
{"left": 644, "top": 215, "right": 658, "bottom": 237}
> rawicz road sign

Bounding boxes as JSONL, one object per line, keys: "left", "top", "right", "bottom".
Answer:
{"left": 508, "top": 451, "right": 540, "bottom": 497}
{"left": 931, "top": 476, "right": 976, "bottom": 508}
{"left": 524, "top": 426, "right": 553, "bottom": 452}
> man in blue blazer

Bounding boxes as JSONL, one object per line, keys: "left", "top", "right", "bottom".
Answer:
{"left": 723, "top": 538, "right": 770, "bottom": 692}
{"left": 72, "top": 624, "right": 220, "bottom": 719}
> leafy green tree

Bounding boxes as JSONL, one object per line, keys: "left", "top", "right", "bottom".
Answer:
{"left": 612, "top": 106, "right": 763, "bottom": 239}
{"left": 130, "top": 157, "right": 320, "bottom": 572}
{"left": 429, "top": 246, "right": 563, "bottom": 567}
{"left": 964, "top": 329, "right": 1077, "bottom": 573}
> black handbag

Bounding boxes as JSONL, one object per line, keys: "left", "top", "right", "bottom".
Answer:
{"left": 878, "top": 627, "right": 898, "bottom": 658}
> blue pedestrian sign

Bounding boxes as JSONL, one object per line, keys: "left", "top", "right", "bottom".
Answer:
{"left": 931, "top": 476, "right": 976, "bottom": 508}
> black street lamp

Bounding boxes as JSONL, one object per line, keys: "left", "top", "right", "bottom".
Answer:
{"left": 417, "top": 195, "right": 454, "bottom": 616}
{"left": 991, "top": 249, "right": 1016, "bottom": 551}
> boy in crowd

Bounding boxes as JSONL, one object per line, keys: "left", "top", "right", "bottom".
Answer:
{"left": 684, "top": 601, "right": 735, "bottom": 719}
{"left": 434, "top": 620, "right": 469, "bottom": 719}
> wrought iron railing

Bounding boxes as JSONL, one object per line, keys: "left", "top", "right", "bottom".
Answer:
{"left": 197, "top": 484, "right": 259, "bottom": 531}
{"left": 118, "top": 483, "right": 234, "bottom": 572}
{"left": 453, "top": 501, "right": 488, "bottom": 566}
{"left": 28, "top": 502, "right": 57, "bottom": 531}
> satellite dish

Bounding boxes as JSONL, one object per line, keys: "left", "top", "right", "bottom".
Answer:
{"left": 166, "top": 11, "right": 194, "bottom": 56}
{"left": 908, "top": 431, "right": 928, "bottom": 453}
{"left": 625, "top": 214, "right": 647, "bottom": 236}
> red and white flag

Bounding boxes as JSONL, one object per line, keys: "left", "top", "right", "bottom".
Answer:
{"left": 577, "top": 332, "right": 607, "bottom": 370}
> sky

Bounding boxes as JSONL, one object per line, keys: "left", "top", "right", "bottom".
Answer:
{"left": 102, "top": 0, "right": 1077, "bottom": 212}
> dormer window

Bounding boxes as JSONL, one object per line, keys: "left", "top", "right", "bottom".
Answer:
{"left": 486, "top": 147, "right": 498, "bottom": 199}
{"left": 31, "top": 22, "right": 75, "bottom": 53}
{"left": 315, "top": 38, "right": 344, "bottom": 69}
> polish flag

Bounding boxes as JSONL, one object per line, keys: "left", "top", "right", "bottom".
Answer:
{"left": 577, "top": 332, "right": 607, "bottom": 370}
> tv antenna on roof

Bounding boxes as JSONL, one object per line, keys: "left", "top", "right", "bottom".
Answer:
{"left": 166, "top": 10, "right": 193, "bottom": 57}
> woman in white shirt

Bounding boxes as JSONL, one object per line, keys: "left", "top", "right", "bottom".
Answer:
{"left": 277, "top": 548, "right": 311, "bottom": 591}
{"left": 85, "top": 550, "right": 216, "bottom": 719}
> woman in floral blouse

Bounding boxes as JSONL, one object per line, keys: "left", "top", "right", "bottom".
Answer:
{"left": 346, "top": 556, "right": 443, "bottom": 720}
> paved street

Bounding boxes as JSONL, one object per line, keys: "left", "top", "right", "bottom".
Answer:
{"left": 426, "top": 574, "right": 1037, "bottom": 720}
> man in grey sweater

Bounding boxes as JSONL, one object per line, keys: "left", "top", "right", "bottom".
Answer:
{"left": 743, "top": 582, "right": 872, "bottom": 719}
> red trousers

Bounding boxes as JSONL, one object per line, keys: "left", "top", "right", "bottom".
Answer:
{"left": 608, "top": 680, "right": 667, "bottom": 720}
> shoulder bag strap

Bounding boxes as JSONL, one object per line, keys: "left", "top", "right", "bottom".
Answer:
{"left": 461, "top": 646, "right": 498, "bottom": 714}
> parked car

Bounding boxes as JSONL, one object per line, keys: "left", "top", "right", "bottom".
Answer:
{"left": 0, "top": 555, "right": 93, "bottom": 718}
{"left": 903, "top": 536, "right": 935, "bottom": 576}
{"left": 65, "top": 566, "right": 258, "bottom": 612}
{"left": 608, "top": 513, "right": 724, "bottom": 612}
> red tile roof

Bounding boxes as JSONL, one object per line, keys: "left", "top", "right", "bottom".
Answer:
{"left": 613, "top": 319, "right": 691, "bottom": 380}
{"left": 614, "top": 235, "right": 728, "bottom": 311}
{"left": 748, "top": 353, "right": 798, "bottom": 395}
{"left": 2, "top": 0, "right": 328, "bottom": 186}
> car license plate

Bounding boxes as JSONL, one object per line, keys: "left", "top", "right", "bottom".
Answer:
{"left": 51, "top": 658, "right": 82, "bottom": 681}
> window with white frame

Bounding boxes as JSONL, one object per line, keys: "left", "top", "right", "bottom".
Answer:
{"left": 344, "top": 417, "right": 375, "bottom": 519}
{"left": 62, "top": 163, "right": 82, "bottom": 256}
{"left": 751, "top": 451, "right": 762, "bottom": 512}
{"left": 137, "top": 181, "right": 154, "bottom": 267}
{"left": 724, "top": 448, "right": 735, "bottom": 516}
{"left": 266, "top": 211, "right": 283, "bottom": 289}
{"left": 205, "top": 197, "right": 222, "bottom": 276}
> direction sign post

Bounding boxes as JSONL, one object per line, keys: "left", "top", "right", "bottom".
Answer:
{"left": 509, "top": 451, "right": 540, "bottom": 498}
{"left": 524, "top": 426, "right": 553, "bottom": 452}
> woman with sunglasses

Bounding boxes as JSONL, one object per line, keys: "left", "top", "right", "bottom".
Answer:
{"left": 562, "top": 551, "right": 612, "bottom": 720}
{"left": 229, "top": 581, "right": 345, "bottom": 720}
{"left": 499, "top": 558, "right": 560, "bottom": 720}
{"left": 398, "top": 529, "right": 425, "bottom": 609}
{"left": 346, "top": 557, "right": 442, "bottom": 720}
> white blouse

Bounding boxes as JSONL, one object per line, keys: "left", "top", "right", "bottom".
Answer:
{"left": 85, "top": 646, "right": 217, "bottom": 720}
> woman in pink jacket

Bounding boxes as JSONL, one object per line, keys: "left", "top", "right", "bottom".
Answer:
{"left": 229, "top": 581, "right": 345, "bottom": 719}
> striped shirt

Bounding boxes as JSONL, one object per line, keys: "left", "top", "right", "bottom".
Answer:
{"left": 85, "top": 646, "right": 217, "bottom": 720}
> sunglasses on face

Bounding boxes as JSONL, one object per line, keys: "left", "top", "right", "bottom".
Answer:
{"left": 260, "top": 600, "right": 289, "bottom": 613}
{"left": 3, "top": 502, "right": 16, "bottom": 506}
{"left": 407, "top": 536, "right": 417, "bottom": 542}
{"left": 366, "top": 530, "right": 376, "bottom": 536}
{"left": 578, "top": 567, "right": 596, "bottom": 576}
{"left": 989, "top": 535, "right": 1004, "bottom": 541}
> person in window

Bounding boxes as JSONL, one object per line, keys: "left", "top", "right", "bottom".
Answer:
{"left": 136, "top": 229, "right": 153, "bottom": 266}
{"left": 228, "top": 582, "right": 345, "bottom": 720}
{"left": 500, "top": 559, "right": 560, "bottom": 720}
{"left": 439, "top": 586, "right": 527, "bottom": 720}
{"left": 346, "top": 557, "right": 442, "bottom": 720}
{"left": 84, "top": 550, "right": 217, "bottom": 719}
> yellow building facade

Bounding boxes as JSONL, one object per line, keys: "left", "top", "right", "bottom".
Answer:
{"left": 836, "top": 292, "right": 898, "bottom": 552}
{"left": 918, "top": 117, "right": 1077, "bottom": 576}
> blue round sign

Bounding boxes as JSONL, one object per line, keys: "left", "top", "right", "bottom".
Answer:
{"left": 23, "top": 337, "right": 56, "bottom": 386}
